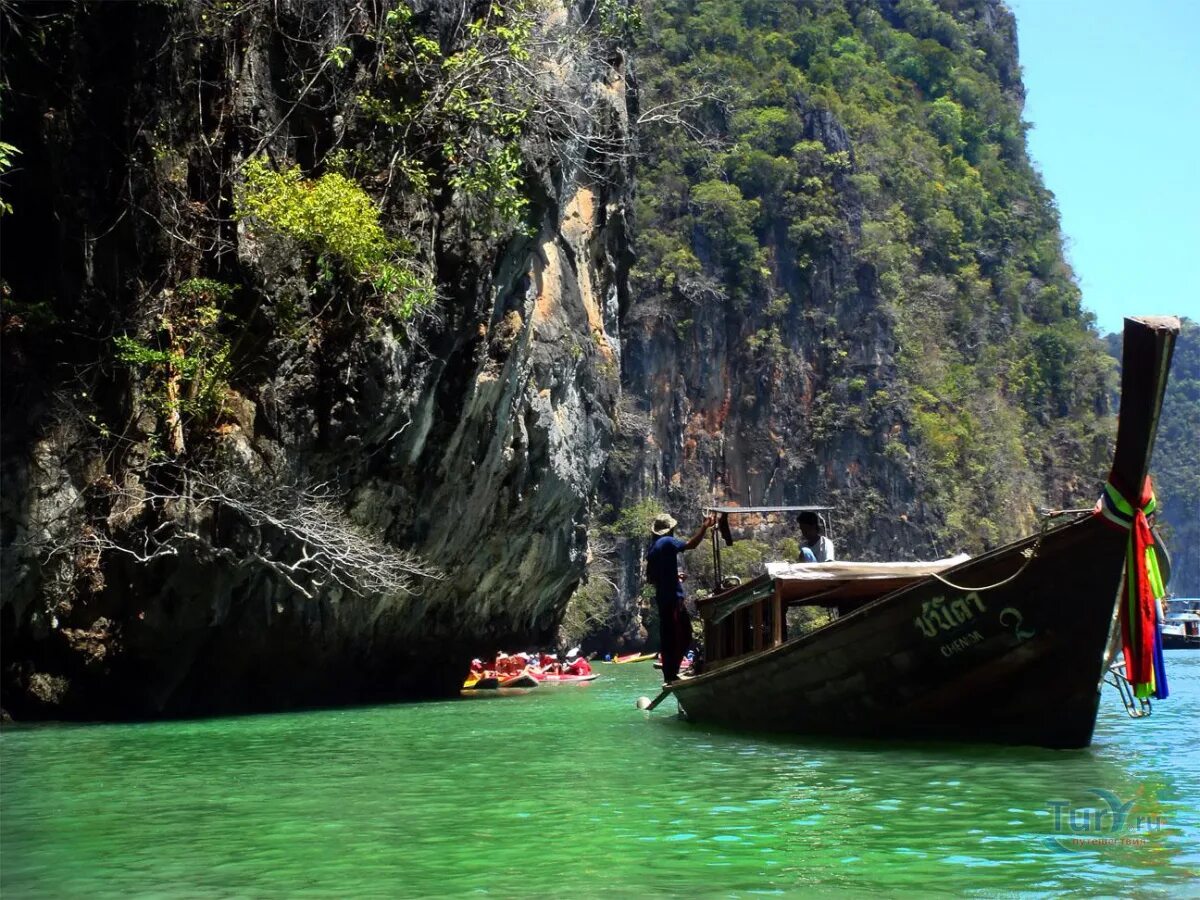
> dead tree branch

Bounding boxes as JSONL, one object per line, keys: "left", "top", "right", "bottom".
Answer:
{"left": 27, "top": 465, "right": 441, "bottom": 603}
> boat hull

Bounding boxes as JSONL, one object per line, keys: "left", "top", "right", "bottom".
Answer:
{"left": 670, "top": 516, "right": 1127, "bottom": 749}
{"left": 1162, "top": 632, "right": 1200, "bottom": 650}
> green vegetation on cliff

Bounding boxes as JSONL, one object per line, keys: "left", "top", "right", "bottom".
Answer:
{"left": 235, "top": 158, "right": 434, "bottom": 315}
{"left": 625, "top": 0, "right": 1116, "bottom": 554}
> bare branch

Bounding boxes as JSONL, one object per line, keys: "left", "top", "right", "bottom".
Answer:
{"left": 20, "top": 464, "right": 442, "bottom": 604}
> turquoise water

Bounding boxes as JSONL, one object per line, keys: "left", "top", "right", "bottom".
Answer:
{"left": 2, "top": 655, "right": 1198, "bottom": 897}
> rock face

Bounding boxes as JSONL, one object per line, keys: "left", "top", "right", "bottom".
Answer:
{"left": 596, "top": 0, "right": 1117, "bottom": 641}
{"left": 1, "top": 0, "right": 629, "bottom": 717}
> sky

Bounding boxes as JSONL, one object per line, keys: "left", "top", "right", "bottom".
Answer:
{"left": 1006, "top": 0, "right": 1199, "bottom": 335}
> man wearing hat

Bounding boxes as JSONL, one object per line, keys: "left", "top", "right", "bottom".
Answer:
{"left": 645, "top": 511, "right": 717, "bottom": 683}
{"left": 797, "top": 510, "right": 835, "bottom": 562}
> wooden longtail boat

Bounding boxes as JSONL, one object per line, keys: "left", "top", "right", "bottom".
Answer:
{"left": 661, "top": 317, "right": 1179, "bottom": 749}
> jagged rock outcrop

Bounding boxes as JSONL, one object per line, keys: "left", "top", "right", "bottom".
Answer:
{"left": 1, "top": 0, "right": 630, "bottom": 717}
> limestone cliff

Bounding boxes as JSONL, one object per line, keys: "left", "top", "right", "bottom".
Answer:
{"left": 1, "top": 0, "right": 630, "bottom": 717}
{"left": 591, "top": 0, "right": 1118, "bottom": 642}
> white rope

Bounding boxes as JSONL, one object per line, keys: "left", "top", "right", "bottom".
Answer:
{"left": 928, "top": 510, "right": 1083, "bottom": 593}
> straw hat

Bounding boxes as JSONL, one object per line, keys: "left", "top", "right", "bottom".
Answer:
{"left": 650, "top": 513, "right": 678, "bottom": 536}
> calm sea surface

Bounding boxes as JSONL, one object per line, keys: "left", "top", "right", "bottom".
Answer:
{"left": 2, "top": 654, "right": 1198, "bottom": 897}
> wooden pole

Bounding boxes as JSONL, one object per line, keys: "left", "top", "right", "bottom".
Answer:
{"left": 645, "top": 688, "right": 673, "bottom": 711}
{"left": 771, "top": 583, "right": 784, "bottom": 647}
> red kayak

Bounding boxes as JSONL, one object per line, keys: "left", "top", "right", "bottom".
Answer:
{"left": 499, "top": 672, "right": 540, "bottom": 688}
{"left": 533, "top": 673, "right": 599, "bottom": 684}
{"left": 652, "top": 659, "right": 694, "bottom": 674}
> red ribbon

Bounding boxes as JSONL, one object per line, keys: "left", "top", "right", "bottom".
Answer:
{"left": 1126, "top": 499, "right": 1157, "bottom": 687}
{"left": 1096, "top": 476, "right": 1158, "bottom": 689}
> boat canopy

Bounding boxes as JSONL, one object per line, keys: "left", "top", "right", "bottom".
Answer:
{"left": 765, "top": 556, "right": 971, "bottom": 602}
{"left": 700, "top": 554, "right": 971, "bottom": 624}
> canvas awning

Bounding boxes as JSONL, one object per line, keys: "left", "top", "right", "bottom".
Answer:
{"left": 699, "top": 555, "right": 971, "bottom": 624}
{"left": 765, "top": 556, "right": 972, "bottom": 602}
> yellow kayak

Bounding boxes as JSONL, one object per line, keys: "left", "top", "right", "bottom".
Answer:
{"left": 607, "top": 652, "right": 657, "bottom": 664}
{"left": 462, "top": 674, "right": 500, "bottom": 689}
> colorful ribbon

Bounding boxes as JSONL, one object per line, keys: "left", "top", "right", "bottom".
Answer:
{"left": 1094, "top": 476, "right": 1169, "bottom": 699}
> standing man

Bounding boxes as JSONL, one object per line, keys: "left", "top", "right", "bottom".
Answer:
{"left": 645, "top": 511, "right": 718, "bottom": 684}
{"left": 797, "top": 510, "right": 835, "bottom": 562}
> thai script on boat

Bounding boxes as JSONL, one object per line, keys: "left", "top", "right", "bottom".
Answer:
{"left": 1046, "top": 789, "right": 1168, "bottom": 853}
{"left": 913, "top": 591, "right": 986, "bottom": 638}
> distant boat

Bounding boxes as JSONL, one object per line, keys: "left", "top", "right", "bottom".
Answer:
{"left": 659, "top": 316, "right": 1180, "bottom": 750}
{"left": 1166, "top": 596, "right": 1200, "bottom": 616}
{"left": 1163, "top": 612, "right": 1200, "bottom": 650}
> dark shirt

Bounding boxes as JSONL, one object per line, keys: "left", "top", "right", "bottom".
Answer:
{"left": 646, "top": 536, "right": 687, "bottom": 603}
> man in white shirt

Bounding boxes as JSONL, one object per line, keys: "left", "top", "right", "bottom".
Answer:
{"left": 797, "top": 510, "right": 835, "bottom": 562}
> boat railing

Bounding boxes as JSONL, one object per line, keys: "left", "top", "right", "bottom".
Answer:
{"left": 697, "top": 578, "right": 787, "bottom": 670}
{"left": 695, "top": 575, "right": 860, "bottom": 672}
{"left": 1104, "top": 659, "right": 1153, "bottom": 719}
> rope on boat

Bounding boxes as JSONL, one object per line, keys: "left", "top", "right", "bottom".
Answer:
{"left": 928, "top": 511, "right": 1069, "bottom": 593}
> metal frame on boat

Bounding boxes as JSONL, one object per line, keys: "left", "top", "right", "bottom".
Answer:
{"left": 660, "top": 316, "right": 1180, "bottom": 749}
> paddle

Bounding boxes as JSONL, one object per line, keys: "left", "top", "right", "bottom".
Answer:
{"left": 636, "top": 687, "right": 673, "bottom": 711}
